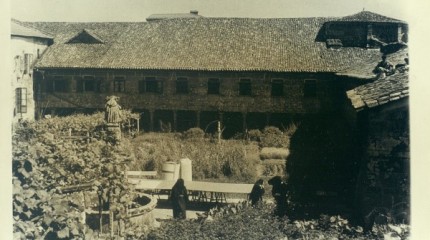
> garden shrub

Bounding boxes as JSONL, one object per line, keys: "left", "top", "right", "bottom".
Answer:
{"left": 182, "top": 127, "right": 205, "bottom": 140}
{"left": 143, "top": 202, "right": 409, "bottom": 240}
{"left": 259, "top": 126, "right": 289, "bottom": 148}
{"left": 12, "top": 112, "right": 140, "bottom": 239}
{"left": 247, "top": 129, "right": 262, "bottom": 141}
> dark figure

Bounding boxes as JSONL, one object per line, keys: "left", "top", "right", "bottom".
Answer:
{"left": 170, "top": 178, "right": 189, "bottom": 219}
{"left": 249, "top": 179, "right": 265, "bottom": 206}
{"left": 395, "top": 57, "right": 409, "bottom": 73}
{"left": 373, "top": 55, "right": 394, "bottom": 78}
{"left": 268, "top": 176, "right": 288, "bottom": 217}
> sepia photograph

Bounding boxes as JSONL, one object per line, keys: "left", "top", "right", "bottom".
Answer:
{"left": 3, "top": 0, "right": 429, "bottom": 239}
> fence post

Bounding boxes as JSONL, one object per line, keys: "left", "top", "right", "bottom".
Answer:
{"left": 217, "top": 121, "right": 221, "bottom": 144}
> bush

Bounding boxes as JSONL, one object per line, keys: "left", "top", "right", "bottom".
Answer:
{"left": 247, "top": 129, "right": 262, "bottom": 141}
{"left": 143, "top": 203, "right": 407, "bottom": 240}
{"left": 182, "top": 127, "right": 205, "bottom": 140}
{"left": 260, "top": 126, "right": 289, "bottom": 148}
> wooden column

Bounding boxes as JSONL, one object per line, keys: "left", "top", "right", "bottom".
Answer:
{"left": 242, "top": 112, "right": 247, "bottom": 132}
{"left": 196, "top": 111, "right": 201, "bottom": 128}
{"left": 366, "top": 24, "right": 373, "bottom": 48}
{"left": 266, "top": 113, "right": 271, "bottom": 126}
{"left": 173, "top": 110, "right": 177, "bottom": 132}
{"left": 397, "top": 24, "right": 403, "bottom": 42}
{"left": 149, "top": 110, "right": 154, "bottom": 132}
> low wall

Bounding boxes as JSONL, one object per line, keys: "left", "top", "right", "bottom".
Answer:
{"left": 86, "top": 193, "right": 158, "bottom": 231}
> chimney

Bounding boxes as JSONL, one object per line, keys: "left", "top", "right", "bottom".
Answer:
{"left": 190, "top": 10, "right": 198, "bottom": 15}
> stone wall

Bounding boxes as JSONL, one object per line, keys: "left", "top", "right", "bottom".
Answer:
{"left": 354, "top": 99, "right": 410, "bottom": 225}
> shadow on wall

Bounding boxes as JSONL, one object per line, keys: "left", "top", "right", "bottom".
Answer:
{"left": 285, "top": 114, "right": 361, "bottom": 217}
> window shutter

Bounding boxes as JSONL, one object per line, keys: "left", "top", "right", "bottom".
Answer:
{"left": 15, "top": 88, "right": 27, "bottom": 113}
{"left": 24, "top": 54, "right": 33, "bottom": 74}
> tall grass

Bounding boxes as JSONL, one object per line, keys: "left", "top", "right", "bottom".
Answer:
{"left": 129, "top": 133, "right": 260, "bottom": 183}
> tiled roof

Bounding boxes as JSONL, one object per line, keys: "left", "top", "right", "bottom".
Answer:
{"left": 336, "top": 47, "right": 408, "bottom": 79}
{"left": 332, "top": 11, "right": 405, "bottom": 23}
{"left": 346, "top": 71, "right": 408, "bottom": 110}
{"left": 11, "top": 20, "right": 52, "bottom": 39}
{"left": 147, "top": 12, "right": 203, "bottom": 21}
{"left": 27, "top": 13, "right": 399, "bottom": 72}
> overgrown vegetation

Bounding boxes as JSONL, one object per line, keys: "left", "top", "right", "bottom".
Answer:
{"left": 129, "top": 131, "right": 260, "bottom": 182}
{"left": 12, "top": 113, "right": 409, "bottom": 239}
{"left": 144, "top": 202, "right": 409, "bottom": 240}
{"left": 12, "top": 113, "right": 137, "bottom": 239}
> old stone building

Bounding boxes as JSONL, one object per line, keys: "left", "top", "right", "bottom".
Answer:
{"left": 11, "top": 20, "right": 52, "bottom": 122}
{"left": 27, "top": 11, "right": 407, "bottom": 138}
{"left": 19, "top": 10, "right": 410, "bottom": 222}
{"left": 347, "top": 68, "right": 409, "bottom": 225}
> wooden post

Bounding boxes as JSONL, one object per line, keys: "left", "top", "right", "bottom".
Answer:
{"left": 196, "top": 111, "right": 201, "bottom": 128}
{"left": 109, "top": 210, "right": 114, "bottom": 238}
{"left": 98, "top": 194, "right": 103, "bottom": 235}
{"left": 397, "top": 24, "right": 403, "bottom": 42}
{"left": 242, "top": 112, "right": 247, "bottom": 132}
{"left": 173, "top": 110, "right": 177, "bottom": 132}
{"left": 366, "top": 24, "right": 373, "bottom": 48}
{"left": 149, "top": 110, "right": 154, "bottom": 132}
{"left": 217, "top": 121, "right": 221, "bottom": 144}
{"left": 137, "top": 118, "right": 140, "bottom": 133}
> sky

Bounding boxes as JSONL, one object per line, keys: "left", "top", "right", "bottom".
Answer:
{"left": 10, "top": 0, "right": 411, "bottom": 22}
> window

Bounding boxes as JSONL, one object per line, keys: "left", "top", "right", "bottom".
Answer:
{"left": 207, "top": 78, "right": 220, "bottom": 94}
{"left": 304, "top": 79, "right": 317, "bottom": 98}
{"left": 271, "top": 79, "right": 284, "bottom": 97}
{"left": 139, "top": 77, "right": 163, "bottom": 93}
{"left": 239, "top": 79, "right": 251, "bottom": 96}
{"left": 78, "top": 76, "right": 98, "bottom": 92}
{"left": 53, "top": 76, "right": 68, "bottom": 92}
{"left": 15, "top": 88, "right": 27, "bottom": 113}
{"left": 24, "top": 53, "right": 33, "bottom": 74}
{"left": 176, "top": 77, "right": 188, "bottom": 94}
{"left": 114, "top": 77, "right": 125, "bottom": 92}
{"left": 145, "top": 77, "right": 158, "bottom": 93}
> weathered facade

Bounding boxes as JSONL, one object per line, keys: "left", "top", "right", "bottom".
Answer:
{"left": 28, "top": 11, "right": 407, "bottom": 137}
{"left": 38, "top": 69, "right": 343, "bottom": 135}
{"left": 11, "top": 20, "right": 52, "bottom": 122}
{"left": 346, "top": 71, "right": 409, "bottom": 225}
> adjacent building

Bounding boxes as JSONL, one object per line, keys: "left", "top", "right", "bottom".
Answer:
{"left": 11, "top": 20, "right": 52, "bottom": 122}
{"left": 346, "top": 67, "right": 409, "bottom": 224}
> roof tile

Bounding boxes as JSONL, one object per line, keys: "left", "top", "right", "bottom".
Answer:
{"left": 347, "top": 72, "right": 408, "bottom": 110}
{"left": 28, "top": 16, "right": 386, "bottom": 72}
